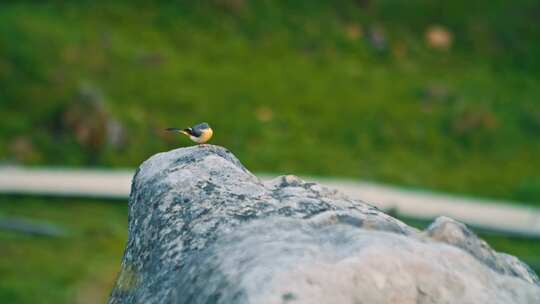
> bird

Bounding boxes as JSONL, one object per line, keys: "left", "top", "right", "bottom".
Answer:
{"left": 166, "top": 122, "right": 213, "bottom": 145}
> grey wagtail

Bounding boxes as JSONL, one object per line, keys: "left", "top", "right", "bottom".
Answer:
{"left": 166, "top": 122, "right": 213, "bottom": 144}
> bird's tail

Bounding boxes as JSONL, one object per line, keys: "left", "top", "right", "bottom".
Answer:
{"left": 166, "top": 127, "right": 190, "bottom": 136}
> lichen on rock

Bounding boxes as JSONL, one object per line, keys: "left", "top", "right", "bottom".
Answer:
{"left": 109, "top": 145, "right": 540, "bottom": 304}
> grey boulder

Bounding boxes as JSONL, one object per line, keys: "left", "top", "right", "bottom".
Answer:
{"left": 109, "top": 145, "right": 540, "bottom": 304}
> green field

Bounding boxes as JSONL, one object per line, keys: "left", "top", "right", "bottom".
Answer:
{"left": 0, "top": 197, "right": 126, "bottom": 304}
{"left": 1, "top": 1, "right": 540, "bottom": 204}
{"left": 1, "top": 1, "right": 540, "bottom": 303}
{"left": 0, "top": 196, "right": 538, "bottom": 304}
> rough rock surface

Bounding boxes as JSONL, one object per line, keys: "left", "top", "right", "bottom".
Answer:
{"left": 109, "top": 145, "right": 540, "bottom": 304}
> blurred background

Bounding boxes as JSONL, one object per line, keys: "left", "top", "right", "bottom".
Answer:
{"left": 1, "top": 1, "right": 539, "bottom": 303}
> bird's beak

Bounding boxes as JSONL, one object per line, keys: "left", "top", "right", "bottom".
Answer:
{"left": 180, "top": 130, "right": 189, "bottom": 136}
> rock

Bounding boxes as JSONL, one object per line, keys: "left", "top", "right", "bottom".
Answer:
{"left": 109, "top": 145, "right": 540, "bottom": 304}
{"left": 62, "top": 83, "right": 108, "bottom": 149}
{"left": 8, "top": 136, "right": 39, "bottom": 163}
{"left": 255, "top": 106, "right": 274, "bottom": 123}
{"left": 61, "top": 83, "right": 126, "bottom": 151}
{"left": 0, "top": 217, "right": 66, "bottom": 237}
{"left": 367, "top": 25, "right": 387, "bottom": 52}
{"left": 420, "top": 83, "right": 454, "bottom": 109}
{"left": 425, "top": 25, "right": 453, "bottom": 50}
{"left": 344, "top": 23, "right": 363, "bottom": 41}
{"left": 106, "top": 118, "right": 126, "bottom": 148}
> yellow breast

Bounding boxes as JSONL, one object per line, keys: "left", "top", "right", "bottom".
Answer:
{"left": 191, "top": 128, "right": 213, "bottom": 143}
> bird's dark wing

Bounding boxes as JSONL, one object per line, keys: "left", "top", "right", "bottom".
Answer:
{"left": 191, "top": 123, "right": 210, "bottom": 136}
{"left": 189, "top": 127, "right": 202, "bottom": 137}
{"left": 166, "top": 127, "right": 193, "bottom": 135}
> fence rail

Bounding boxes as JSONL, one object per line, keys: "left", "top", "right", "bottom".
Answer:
{"left": 1, "top": 166, "right": 539, "bottom": 238}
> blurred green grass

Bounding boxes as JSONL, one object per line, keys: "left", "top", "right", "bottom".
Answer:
{"left": 1, "top": 2, "right": 540, "bottom": 302}
{"left": 0, "top": 196, "right": 538, "bottom": 304}
{"left": 0, "top": 197, "right": 126, "bottom": 304}
{"left": 0, "top": 1, "right": 539, "bottom": 204}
